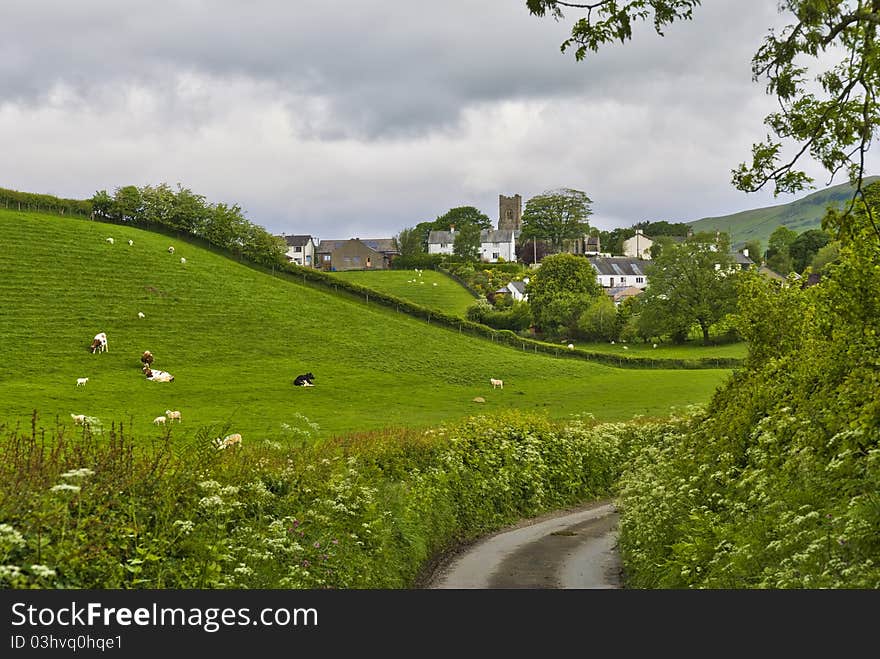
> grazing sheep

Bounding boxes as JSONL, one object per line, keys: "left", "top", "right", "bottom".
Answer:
{"left": 653, "top": 343, "right": 658, "bottom": 349}
{"left": 153, "top": 416, "right": 166, "bottom": 425}
{"left": 490, "top": 378, "right": 503, "bottom": 389}
{"left": 106, "top": 237, "right": 114, "bottom": 244}
{"left": 76, "top": 377, "right": 89, "bottom": 387}
{"left": 567, "top": 343, "right": 574, "bottom": 350}
{"left": 168, "top": 246, "right": 175, "bottom": 254}
{"left": 137, "top": 311, "right": 145, "bottom": 319}
{"left": 165, "top": 409, "right": 181, "bottom": 423}
{"left": 128, "top": 239, "right": 134, "bottom": 246}
{"left": 180, "top": 257, "right": 186, "bottom": 264}
{"left": 89, "top": 332, "right": 108, "bottom": 354}
{"left": 623, "top": 346, "right": 629, "bottom": 350}
{"left": 71, "top": 413, "right": 86, "bottom": 425}
{"left": 215, "top": 433, "right": 242, "bottom": 449}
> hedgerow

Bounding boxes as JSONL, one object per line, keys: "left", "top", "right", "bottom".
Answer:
{"left": 615, "top": 191, "right": 880, "bottom": 589}
{"left": 0, "top": 411, "right": 649, "bottom": 589}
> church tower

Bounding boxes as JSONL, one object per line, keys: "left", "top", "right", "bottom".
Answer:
{"left": 498, "top": 194, "right": 522, "bottom": 231}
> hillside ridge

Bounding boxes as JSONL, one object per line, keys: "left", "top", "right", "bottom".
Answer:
{"left": 686, "top": 176, "right": 879, "bottom": 247}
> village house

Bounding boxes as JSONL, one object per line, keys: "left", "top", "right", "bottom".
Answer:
{"left": 622, "top": 229, "right": 654, "bottom": 259}
{"left": 426, "top": 228, "right": 517, "bottom": 263}
{"left": 493, "top": 278, "right": 529, "bottom": 302}
{"left": 279, "top": 234, "right": 317, "bottom": 267}
{"left": 587, "top": 256, "right": 649, "bottom": 290}
{"left": 315, "top": 238, "right": 398, "bottom": 271}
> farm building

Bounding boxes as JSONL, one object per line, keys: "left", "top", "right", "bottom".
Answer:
{"left": 315, "top": 238, "right": 398, "bottom": 271}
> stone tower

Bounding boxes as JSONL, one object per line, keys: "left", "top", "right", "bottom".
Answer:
{"left": 498, "top": 194, "right": 522, "bottom": 231}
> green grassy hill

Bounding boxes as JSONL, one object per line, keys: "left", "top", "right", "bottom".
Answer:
{"left": 687, "top": 176, "right": 880, "bottom": 249}
{"left": 0, "top": 210, "right": 731, "bottom": 442}
{"left": 328, "top": 269, "right": 476, "bottom": 317}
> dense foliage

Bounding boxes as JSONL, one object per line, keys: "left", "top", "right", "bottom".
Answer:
{"left": 0, "top": 412, "right": 648, "bottom": 588}
{"left": 91, "top": 183, "right": 287, "bottom": 268}
{"left": 0, "top": 187, "right": 92, "bottom": 217}
{"left": 616, "top": 192, "right": 880, "bottom": 588}
{"left": 520, "top": 188, "right": 593, "bottom": 253}
{"left": 525, "top": 253, "right": 602, "bottom": 336}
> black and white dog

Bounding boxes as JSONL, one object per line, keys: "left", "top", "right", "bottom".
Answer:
{"left": 293, "top": 372, "right": 315, "bottom": 387}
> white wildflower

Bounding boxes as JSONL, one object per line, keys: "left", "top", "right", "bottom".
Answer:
{"left": 172, "top": 520, "right": 195, "bottom": 535}
{"left": 0, "top": 524, "right": 26, "bottom": 550}
{"left": 50, "top": 483, "right": 81, "bottom": 493}
{"left": 0, "top": 565, "right": 22, "bottom": 579}
{"left": 61, "top": 468, "right": 95, "bottom": 480}
{"left": 29, "top": 564, "right": 56, "bottom": 579}
{"left": 198, "top": 495, "right": 225, "bottom": 511}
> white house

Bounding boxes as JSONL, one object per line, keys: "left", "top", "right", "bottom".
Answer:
{"left": 622, "top": 229, "right": 654, "bottom": 259}
{"left": 587, "top": 256, "right": 649, "bottom": 289}
{"left": 280, "top": 234, "right": 317, "bottom": 267}
{"left": 494, "top": 278, "right": 529, "bottom": 302}
{"left": 427, "top": 228, "right": 517, "bottom": 263}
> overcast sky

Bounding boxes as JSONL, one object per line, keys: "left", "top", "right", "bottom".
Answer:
{"left": 2, "top": 1, "right": 871, "bottom": 241}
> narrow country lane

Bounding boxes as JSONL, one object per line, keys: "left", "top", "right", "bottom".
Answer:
{"left": 424, "top": 499, "right": 623, "bottom": 589}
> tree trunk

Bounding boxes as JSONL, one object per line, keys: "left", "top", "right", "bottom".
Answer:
{"left": 701, "top": 322, "right": 711, "bottom": 345}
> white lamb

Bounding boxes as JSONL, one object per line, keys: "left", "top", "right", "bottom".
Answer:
{"left": 165, "top": 409, "right": 181, "bottom": 423}
{"left": 138, "top": 312, "right": 145, "bottom": 319}
{"left": 153, "top": 416, "right": 166, "bottom": 425}
{"left": 71, "top": 413, "right": 86, "bottom": 425}
{"left": 106, "top": 237, "right": 114, "bottom": 244}
{"left": 215, "top": 433, "right": 242, "bottom": 449}
{"left": 128, "top": 239, "right": 134, "bottom": 246}
{"left": 76, "top": 377, "right": 89, "bottom": 387}
{"left": 180, "top": 257, "right": 186, "bottom": 264}
{"left": 168, "top": 246, "right": 175, "bottom": 254}
{"left": 490, "top": 378, "right": 503, "bottom": 389}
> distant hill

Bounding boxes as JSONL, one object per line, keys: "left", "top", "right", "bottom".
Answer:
{"left": 687, "top": 176, "right": 880, "bottom": 249}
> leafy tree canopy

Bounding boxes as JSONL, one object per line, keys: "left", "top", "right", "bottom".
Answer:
{"left": 453, "top": 222, "right": 482, "bottom": 261}
{"left": 526, "top": 0, "right": 880, "bottom": 240}
{"left": 394, "top": 226, "right": 424, "bottom": 257}
{"left": 789, "top": 228, "right": 832, "bottom": 273}
{"left": 433, "top": 206, "right": 492, "bottom": 231}
{"left": 521, "top": 188, "right": 593, "bottom": 252}
{"left": 526, "top": 252, "right": 602, "bottom": 334}
{"left": 643, "top": 239, "right": 738, "bottom": 343}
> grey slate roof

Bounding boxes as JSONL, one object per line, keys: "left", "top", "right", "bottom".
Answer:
{"left": 588, "top": 256, "right": 647, "bottom": 277}
{"left": 281, "top": 234, "right": 315, "bottom": 247}
{"left": 316, "top": 238, "right": 398, "bottom": 253}
{"left": 731, "top": 251, "right": 754, "bottom": 266}
{"left": 428, "top": 229, "right": 516, "bottom": 244}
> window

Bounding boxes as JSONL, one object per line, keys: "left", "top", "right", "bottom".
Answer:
{"left": 492, "top": 252, "right": 500, "bottom": 260}
{"left": 620, "top": 277, "right": 626, "bottom": 284}
{"left": 636, "top": 277, "right": 643, "bottom": 283}
{"left": 322, "top": 254, "right": 330, "bottom": 262}
{"left": 294, "top": 246, "right": 302, "bottom": 252}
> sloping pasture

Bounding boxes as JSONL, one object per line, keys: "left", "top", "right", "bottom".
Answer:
{"left": 328, "top": 268, "right": 476, "bottom": 317}
{"left": 0, "top": 210, "right": 731, "bottom": 441}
